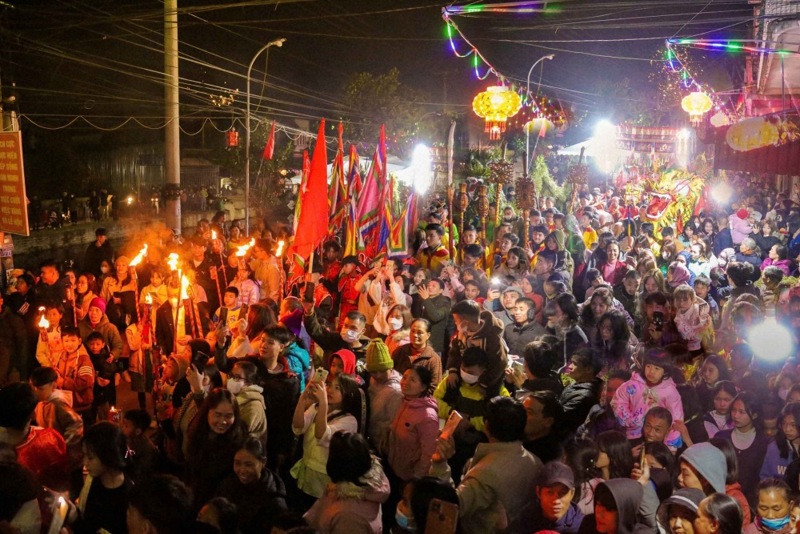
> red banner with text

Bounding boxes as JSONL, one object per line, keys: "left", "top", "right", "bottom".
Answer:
{"left": 0, "top": 131, "right": 28, "bottom": 236}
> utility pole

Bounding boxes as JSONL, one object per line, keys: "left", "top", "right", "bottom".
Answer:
{"left": 164, "top": 0, "right": 181, "bottom": 235}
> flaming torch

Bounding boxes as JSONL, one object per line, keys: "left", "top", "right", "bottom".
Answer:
{"left": 128, "top": 244, "right": 148, "bottom": 322}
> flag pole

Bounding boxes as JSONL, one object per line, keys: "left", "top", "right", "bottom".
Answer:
{"left": 446, "top": 120, "right": 456, "bottom": 259}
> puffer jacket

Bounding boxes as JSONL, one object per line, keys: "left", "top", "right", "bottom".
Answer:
{"left": 78, "top": 314, "right": 124, "bottom": 360}
{"left": 284, "top": 341, "right": 310, "bottom": 391}
{"left": 611, "top": 372, "right": 684, "bottom": 448}
{"left": 560, "top": 377, "right": 603, "bottom": 432}
{"left": 304, "top": 457, "right": 390, "bottom": 534}
{"left": 236, "top": 385, "right": 267, "bottom": 441}
{"left": 388, "top": 395, "right": 439, "bottom": 481}
{"left": 55, "top": 346, "right": 95, "bottom": 413}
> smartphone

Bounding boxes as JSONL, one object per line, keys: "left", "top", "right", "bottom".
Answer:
{"left": 440, "top": 410, "right": 463, "bottom": 441}
{"left": 219, "top": 307, "right": 228, "bottom": 325}
{"left": 512, "top": 360, "right": 525, "bottom": 376}
{"left": 424, "top": 498, "right": 459, "bottom": 534}
{"left": 652, "top": 311, "right": 664, "bottom": 332}
{"left": 314, "top": 367, "right": 329, "bottom": 384}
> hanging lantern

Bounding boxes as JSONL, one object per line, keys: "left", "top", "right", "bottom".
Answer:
{"left": 681, "top": 92, "right": 713, "bottom": 126}
{"left": 226, "top": 128, "right": 239, "bottom": 148}
{"left": 472, "top": 86, "right": 522, "bottom": 141}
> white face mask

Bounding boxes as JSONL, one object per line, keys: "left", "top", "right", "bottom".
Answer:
{"left": 388, "top": 318, "right": 403, "bottom": 331}
{"left": 460, "top": 369, "right": 481, "bottom": 385}
{"left": 341, "top": 329, "right": 360, "bottom": 343}
{"left": 226, "top": 379, "right": 243, "bottom": 396}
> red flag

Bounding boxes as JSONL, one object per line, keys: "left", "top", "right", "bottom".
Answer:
{"left": 262, "top": 121, "right": 276, "bottom": 160}
{"left": 289, "top": 119, "right": 329, "bottom": 261}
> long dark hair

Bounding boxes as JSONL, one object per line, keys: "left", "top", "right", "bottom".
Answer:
{"left": 327, "top": 374, "right": 364, "bottom": 432}
{"left": 702, "top": 493, "right": 743, "bottom": 534}
{"left": 187, "top": 388, "right": 247, "bottom": 464}
{"left": 565, "top": 438, "right": 601, "bottom": 504}
{"left": 246, "top": 303, "right": 276, "bottom": 341}
{"left": 776, "top": 402, "right": 800, "bottom": 460}
{"left": 597, "top": 430, "right": 634, "bottom": 479}
{"left": 594, "top": 310, "right": 631, "bottom": 367}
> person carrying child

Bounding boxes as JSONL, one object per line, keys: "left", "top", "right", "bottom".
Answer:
{"left": 85, "top": 331, "right": 116, "bottom": 423}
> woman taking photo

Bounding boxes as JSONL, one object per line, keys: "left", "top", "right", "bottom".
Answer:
{"left": 217, "top": 437, "right": 288, "bottom": 533}
{"left": 185, "top": 388, "right": 248, "bottom": 508}
{"left": 290, "top": 373, "right": 361, "bottom": 509}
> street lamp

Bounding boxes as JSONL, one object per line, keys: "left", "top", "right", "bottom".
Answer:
{"left": 245, "top": 37, "right": 286, "bottom": 237}
{"left": 524, "top": 54, "right": 555, "bottom": 177}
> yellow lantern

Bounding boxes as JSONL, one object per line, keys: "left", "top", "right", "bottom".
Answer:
{"left": 472, "top": 86, "right": 522, "bottom": 140}
{"left": 681, "top": 92, "right": 713, "bottom": 126}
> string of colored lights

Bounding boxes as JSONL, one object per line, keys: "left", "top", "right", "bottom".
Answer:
{"left": 664, "top": 41, "right": 736, "bottom": 119}
{"left": 443, "top": 12, "right": 567, "bottom": 125}
{"left": 443, "top": 1, "right": 552, "bottom": 15}
{"left": 667, "top": 38, "right": 795, "bottom": 56}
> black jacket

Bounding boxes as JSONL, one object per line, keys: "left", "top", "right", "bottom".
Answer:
{"left": 559, "top": 377, "right": 603, "bottom": 433}
{"left": 217, "top": 469, "right": 287, "bottom": 533}
{"left": 503, "top": 320, "right": 546, "bottom": 356}
{"left": 83, "top": 241, "right": 115, "bottom": 280}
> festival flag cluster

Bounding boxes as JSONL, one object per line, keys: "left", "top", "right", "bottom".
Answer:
{"left": 286, "top": 120, "right": 418, "bottom": 287}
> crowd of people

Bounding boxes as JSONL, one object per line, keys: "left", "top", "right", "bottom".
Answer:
{"left": 3, "top": 174, "right": 800, "bottom": 534}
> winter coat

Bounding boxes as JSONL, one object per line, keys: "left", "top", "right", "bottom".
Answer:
{"left": 34, "top": 390, "right": 83, "bottom": 447}
{"left": 528, "top": 501, "right": 584, "bottom": 534}
{"left": 503, "top": 320, "right": 547, "bottom": 357}
{"left": 760, "top": 439, "right": 797, "bottom": 481}
{"left": 578, "top": 479, "right": 649, "bottom": 534}
{"left": 0, "top": 305, "right": 29, "bottom": 380}
{"left": 434, "top": 373, "right": 510, "bottom": 434}
{"left": 611, "top": 372, "right": 684, "bottom": 448}
{"left": 83, "top": 240, "right": 114, "bottom": 280}
{"left": 366, "top": 370, "right": 403, "bottom": 457}
{"left": 716, "top": 428, "right": 772, "bottom": 509}
{"left": 430, "top": 440, "right": 542, "bottom": 534}
{"left": 730, "top": 214, "right": 753, "bottom": 244}
{"left": 388, "top": 395, "right": 439, "bottom": 481}
{"left": 236, "top": 385, "right": 267, "bottom": 441}
{"left": 702, "top": 410, "right": 734, "bottom": 439}
{"left": 284, "top": 341, "right": 310, "bottom": 391}
{"left": 54, "top": 346, "right": 95, "bottom": 413}
{"left": 125, "top": 322, "right": 155, "bottom": 376}
{"left": 446, "top": 310, "right": 508, "bottom": 393}
{"left": 761, "top": 257, "right": 792, "bottom": 276}
{"left": 218, "top": 468, "right": 287, "bottom": 534}
{"left": 78, "top": 314, "right": 123, "bottom": 361}
{"left": 560, "top": 378, "right": 603, "bottom": 432}
{"left": 414, "top": 294, "right": 452, "bottom": 354}
{"left": 304, "top": 458, "right": 390, "bottom": 534}
{"left": 391, "top": 344, "right": 442, "bottom": 395}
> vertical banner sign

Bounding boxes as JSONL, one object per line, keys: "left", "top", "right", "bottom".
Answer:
{"left": 0, "top": 131, "right": 28, "bottom": 236}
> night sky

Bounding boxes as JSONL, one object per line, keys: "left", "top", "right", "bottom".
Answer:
{"left": 0, "top": 0, "right": 754, "bottom": 141}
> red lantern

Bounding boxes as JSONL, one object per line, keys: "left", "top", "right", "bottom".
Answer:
{"left": 226, "top": 129, "right": 239, "bottom": 148}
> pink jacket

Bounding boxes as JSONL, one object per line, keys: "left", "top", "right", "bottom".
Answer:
{"left": 388, "top": 396, "right": 439, "bottom": 481}
{"left": 611, "top": 372, "right": 684, "bottom": 448}
{"left": 729, "top": 214, "right": 752, "bottom": 245}
{"left": 304, "top": 459, "right": 390, "bottom": 534}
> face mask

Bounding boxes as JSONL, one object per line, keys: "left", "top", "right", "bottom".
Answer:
{"left": 388, "top": 318, "right": 403, "bottom": 331}
{"left": 395, "top": 506, "right": 416, "bottom": 531}
{"left": 461, "top": 369, "right": 481, "bottom": 385}
{"left": 341, "top": 329, "right": 359, "bottom": 343}
{"left": 778, "top": 387, "right": 790, "bottom": 401}
{"left": 226, "top": 379, "right": 243, "bottom": 395}
{"left": 759, "top": 515, "right": 790, "bottom": 531}
{"left": 662, "top": 252, "right": 671, "bottom": 260}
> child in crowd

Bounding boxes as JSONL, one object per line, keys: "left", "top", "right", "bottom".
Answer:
{"left": 139, "top": 267, "right": 168, "bottom": 308}
{"left": 213, "top": 286, "right": 246, "bottom": 332}
{"left": 693, "top": 275, "right": 720, "bottom": 327}
{"left": 30, "top": 366, "right": 84, "bottom": 448}
{"left": 121, "top": 409, "right": 159, "bottom": 483}
{"left": 85, "top": 331, "right": 116, "bottom": 422}
{"left": 612, "top": 347, "right": 684, "bottom": 450}
{"left": 672, "top": 284, "right": 713, "bottom": 356}
{"left": 53, "top": 327, "right": 95, "bottom": 427}
{"left": 126, "top": 303, "right": 157, "bottom": 414}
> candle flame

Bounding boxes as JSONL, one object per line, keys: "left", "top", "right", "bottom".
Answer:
{"left": 276, "top": 239, "right": 285, "bottom": 257}
{"left": 129, "top": 244, "right": 148, "bottom": 267}
{"left": 38, "top": 306, "right": 46, "bottom": 312}
{"left": 167, "top": 252, "right": 180, "bottom": 271}
{"left": 145, "top": 294, "right": 153, "bottom": 305}
{"left": 58, "top": 496, "right": 66, "bottom": 506}
{"left": 212, "top": 230, "right": 217, "bottom": 240}
{"left": 38, "top": 315, "right": 49, "bottom": 329}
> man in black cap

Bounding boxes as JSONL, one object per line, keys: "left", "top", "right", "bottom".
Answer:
{"left": 83, "top": 227, "right": 115, "bottom": 280}
{"left": 528, "top": 461, "right": 584, "bottom": 534}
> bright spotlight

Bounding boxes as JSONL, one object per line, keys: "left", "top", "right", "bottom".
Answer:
{"left": 748, "top": 320, "right": 794, "bottom": 363}
{"left": 411, "top": 144, "right": 432, "bottom": 194}
{"left": 594, "top": 120, "right": 616, "bottom": 138}
{"left": 711, "top": 183, "right": 733, "bottom": 205}
{"left": 677, "top": 128, "right": 691, "bottom": 140}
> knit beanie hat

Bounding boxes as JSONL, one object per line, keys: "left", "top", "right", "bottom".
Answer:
{"left": 365, "top": 340, "right": 393, "bottom": 373}
{"left": 89, "top": 297, "right": 107, "bottom": 314}
{"left": 680, "top": 443, "right": 727, "bottom": 494}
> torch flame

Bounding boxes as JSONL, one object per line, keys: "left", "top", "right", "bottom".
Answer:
{"left": 38, "top": 315, "right": 49, "bottom": 329}
{"left": 276, "top": 240, "right": 285, "bottom": 257}
{"left": 180, "top": 275, "right": 190, "bottom": 300}
{"left": 212, "top": 230, "right": 217, "bottom": 240}
{"left": 167, "top": 252, "right": 180, "bottom": 271}
{"left": 129, "top": 244, "right": 149, "bottom": 267}
{"left": 145, "top": 294, "right": 153, "bottom": 305}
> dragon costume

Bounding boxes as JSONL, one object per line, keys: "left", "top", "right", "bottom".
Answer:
{"left": 638, "top": 168, "right": 705, "bottom": 239}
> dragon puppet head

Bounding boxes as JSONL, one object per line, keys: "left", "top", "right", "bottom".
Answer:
{"left": 641, "top": 169, "right": 705, "bottom": 239}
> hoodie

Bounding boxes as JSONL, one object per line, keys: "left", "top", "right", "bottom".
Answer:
{"left": 284, "top": 341, "right": 311, "bottom": 391}
{"left": 366, "top": 370, "right": 403, "bottom": 457}
{"left": 681, "top": 443, "right": 727, "bottom": 493}
{"left": 730, "top": 212, "right": 753, "bottom": 244}
{"left": 446, "top": 310, "right": 508, "bottom": 393}
{"left": 578, "top": 479, "right": 646, "bottom": 534}
{"left": 304, "top": 457, "right": 390, "bottom": 534}
{"left": 235, "top": 385, "right": 267, "bottom": 441}
{"left": 388, "top": 395, "right": 439, "bottom": 481}
{"left": 611, "top": 372, "right": 684, "bottom": 448}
